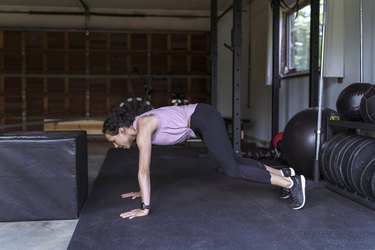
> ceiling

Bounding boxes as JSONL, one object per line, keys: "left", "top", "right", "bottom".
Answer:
{"left": 0, "top": 0, "right": 247, "bottom": 31}
{"left": 0, "top": 0, "right": 234, "bottom": 12}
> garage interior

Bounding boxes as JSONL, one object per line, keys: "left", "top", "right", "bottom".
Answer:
{"left": 1, "top": 0, "right": 375, "bottom": 249}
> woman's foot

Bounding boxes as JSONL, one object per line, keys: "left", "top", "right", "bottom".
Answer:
{"left": 281, "top": 167, "right": 295, "bottom": 177}
{"left": 279, "top": 167, "right": 295, "bottom": 199}
{"left": 288, "top": 175, "right": 306, "bottom": 210}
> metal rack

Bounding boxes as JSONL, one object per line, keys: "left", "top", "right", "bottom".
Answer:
{"left": 326, "top": 120, "right": 375, "bottom": 210}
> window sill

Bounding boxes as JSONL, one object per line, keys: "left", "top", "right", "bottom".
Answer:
{"left": 280, "top": 71, "right": 310, "bottom": 79}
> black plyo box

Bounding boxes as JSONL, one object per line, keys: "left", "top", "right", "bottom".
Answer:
{"left": 0, "top": 131, "right": 88, "bottom": 222}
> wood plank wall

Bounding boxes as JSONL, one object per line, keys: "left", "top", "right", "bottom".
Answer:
{"left": 0, "top": 30, "right": 211, "bottom": 131}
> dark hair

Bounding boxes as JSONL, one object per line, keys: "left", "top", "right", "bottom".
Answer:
{"left": 102, "top": 107, "right": 135, "bottom": 135}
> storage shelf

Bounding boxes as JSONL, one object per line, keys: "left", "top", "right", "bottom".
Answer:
{"left": 326, "top": 120, "right": 375, "bottom": 211}
{"left": 328, "top": 120, "right": 375, "bottom": 131}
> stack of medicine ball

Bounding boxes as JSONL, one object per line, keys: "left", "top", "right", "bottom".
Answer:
{"left": 336, "top": 82, "right": 375, "bottom": 123}
{"left": 319, "top": 82, "right": 375, "bottom": 200}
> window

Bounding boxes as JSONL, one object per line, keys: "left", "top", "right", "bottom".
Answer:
{"left": 281, "top": 0, "right": 324, "bottom": 76}
{"left": 283, "top": 2, "right": 311, "bottom": 75}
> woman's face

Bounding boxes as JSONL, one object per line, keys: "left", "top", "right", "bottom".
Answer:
{"left": 105, "top": 127, "right": 135, "bottom": 149}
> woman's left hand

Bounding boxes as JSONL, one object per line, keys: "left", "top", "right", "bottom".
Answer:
{"left": 120, "top": 208, "right": 149, "bottom": 219}
{"left": 121, "top": 191, "right": 141, "bottom": 199}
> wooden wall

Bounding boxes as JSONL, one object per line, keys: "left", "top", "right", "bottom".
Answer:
{"left": 0, "top": 30, "right": 211, "bottom": 131}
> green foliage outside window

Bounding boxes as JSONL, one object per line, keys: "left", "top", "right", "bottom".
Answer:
{"left": 285, "top": 0, "right": 324, "bottom": 74}
{"left": 287, "top": 4, "right": 311, "bottom": 73}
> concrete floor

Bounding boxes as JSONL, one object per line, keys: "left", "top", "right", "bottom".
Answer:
{"left": 0, "top": 140, "right": 112, "bottom": 250}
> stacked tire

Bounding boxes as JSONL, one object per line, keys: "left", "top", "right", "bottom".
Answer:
{"left": 320, "top": 134, "right": 375, "bottom": 200}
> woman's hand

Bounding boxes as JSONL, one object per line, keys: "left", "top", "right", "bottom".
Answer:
{"left": 121, "top": 191, "right": 141, "bottom": 199}
{"left": 120, "top": 208, "right": 149, "bottom": 219}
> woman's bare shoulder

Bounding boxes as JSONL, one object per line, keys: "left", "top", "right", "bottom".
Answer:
{"left": 137, "top": 114, "right": 159, "bottom": 133}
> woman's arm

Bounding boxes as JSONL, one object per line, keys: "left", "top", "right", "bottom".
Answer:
{"left": 120, "top": 115, "right": 158, "bottom": 219}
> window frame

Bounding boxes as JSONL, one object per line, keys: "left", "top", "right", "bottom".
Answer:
{"left": 280, "top": 0, "right": 311, "bottom": 78}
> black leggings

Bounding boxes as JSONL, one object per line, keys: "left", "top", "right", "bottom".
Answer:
{"left": 190, "top": 103, "right": 271, "bottom": 184}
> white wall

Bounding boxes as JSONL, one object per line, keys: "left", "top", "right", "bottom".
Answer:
{"left": 322, "top": 0, "right": 375, "bottom": 109}
{"left": 247, "top": 0, "right": 272, "bottom": 142}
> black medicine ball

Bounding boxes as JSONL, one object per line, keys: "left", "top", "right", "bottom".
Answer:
{"left": 360, "top": 84, "right": 375, "bottom": 123}
{"left": 336, "top": 83, "right": 372, "bottom": 121}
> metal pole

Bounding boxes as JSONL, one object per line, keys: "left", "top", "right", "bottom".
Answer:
{"left": 210, "top": 0, "right": 218, "bottom": 108}
{"left": 271, "top": 0, "right": 280, "bottom": 137}
{"left": 232, "top": 0, "right": 242, "bottom": 155}
{"left": 309, "top": 0, "right": 320, "bottom": 107}
{"left": 313, "top": 0, "right": 328, "bottom": 183}
{"left": 359, "top": 0, "right": 363, "bottom": 82}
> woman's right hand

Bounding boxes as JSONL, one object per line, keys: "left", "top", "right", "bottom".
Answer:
{"left": 121, "top": 191, "right": 141, "bottom": 199}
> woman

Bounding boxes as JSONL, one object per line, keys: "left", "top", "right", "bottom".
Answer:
{"left": 103, "top": 103, "right": 306, "bottom": 220}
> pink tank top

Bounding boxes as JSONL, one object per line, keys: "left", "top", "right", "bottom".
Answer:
{"left": 133, "top": 104, "right": 198, "bottom": 145}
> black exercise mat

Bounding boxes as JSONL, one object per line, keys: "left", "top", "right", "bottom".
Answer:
{"left": 68, "top": 146, "right": 375, "bottom": 250}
